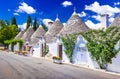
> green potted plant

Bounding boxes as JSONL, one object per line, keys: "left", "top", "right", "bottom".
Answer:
{"left": 52, "top": 56, "right": 62, "bottom": 64}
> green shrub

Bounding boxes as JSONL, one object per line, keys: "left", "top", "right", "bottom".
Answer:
{"left": 4, "top": 39, "right": 23, "bottom": 52}
{"left": 42, "top": 43, "right": 49, "bottom": 57}
{"left": 62, "top": 34, "right": 78, "bottom": 61}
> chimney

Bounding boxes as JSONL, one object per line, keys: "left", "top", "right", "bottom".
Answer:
{"left": 101, "top": 14, "right": 109, "bottom": 29}
{"left": 48, "top": 22, "right": 53, "bottom": 30}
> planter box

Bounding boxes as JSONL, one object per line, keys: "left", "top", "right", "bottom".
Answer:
{"left": 53, "top": 59, "right": 62, "bottom": 64}
{"left": 22, "top": 51, "right": 27, "bottom": 56}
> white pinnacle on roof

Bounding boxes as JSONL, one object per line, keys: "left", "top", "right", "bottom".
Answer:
{"left": 55, "top": 14, "right": 60, "bottom": 21}
{"left": 58, "top": 7, "right": 90, "bottom": 37}
{"left": 45, "top": 16, "right": 63, "bottom": 43}
{"left": 72, "top": 7, "right": 77, "bottom": 15}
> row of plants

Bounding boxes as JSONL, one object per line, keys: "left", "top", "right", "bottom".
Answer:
{"left": 61, "top": 26, "right": 120, "bottom": 68}
{"left": 4, "top": 39, "right": 24, "bottom": 52}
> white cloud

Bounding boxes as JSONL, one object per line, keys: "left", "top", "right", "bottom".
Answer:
{"left": 8, "top": 9, "right": 11, "bottom": 12}
{"left": 15, "top": 2, "right": 36, "bottom": 14}
{"left": 92, "top": 15, "right": 101, "bottom": 21}
{"left": 78, "top": 11, "right": 87, "bottom": 17}
{"left": 13, "top": 13, "right": 19, "bottom": 16}
{"left": 18, "top": 23, "right": 27, "bottom": 30}
{"left": 62, "top": 1, "right": 73, "bottom": 7}
{"left": 85, "top": 20, "right": 104, "bottom": 30}
{"left": 84, "top": 1, "right": 119, "bottom": 29}
{"left": 85, "top": 1, "right": 120, "bottom": 17}
{"left": 86, "top": 14, "right": 114, "bottom": 29}
{"left": 109, "top": 17, "right": 115, "bottom": 23}
{"left": 42, "top": 19, "right": 53, "bottom": 27}
{"left": 114, "top": 2, "right": 120, "bottom": 6}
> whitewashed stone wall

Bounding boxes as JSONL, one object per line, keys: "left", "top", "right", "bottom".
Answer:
{"left": 48, "top": 42, "right": 58, "bottom": 56}
{"left": 72, "top": 35, "right": 99, "bottom": 68}
{"left": 62, "top": 47, "right": 70, "bottom": 63}
{"left": 107, "top": 41, "right": 120, "bottom": 73}
{"left": 14, "top": 43, "right": 19, "bottom": 51}
{"left": 32, "top": 44, "right": 42, "bottom": 58}
{"left": 47, "top": 42, "right": 70, "bottom": 63}
{"left": 8, "top": 44, "right": 11, "bottom": 52}
{"left": 107, "top": 52, "right": 120, "bottom": 73}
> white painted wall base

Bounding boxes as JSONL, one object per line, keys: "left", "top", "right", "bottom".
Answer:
{"left": 14, "top": 43, "right": 19, "bottom": 51}
{"left": 62, "top": 50, "right": 70, "bottom": 63}
{"left": 32, "top": 45, "right": 42, "bottom": 58}
{"left": 48, "top": 43, "right": 58, "bottom": 56}
{"left": 47, "top": 42, "right": 70, "bottom": 63}
{"left": 107, "top": 52, "right": 120, "bottom": 73}
{"left": 8, "top": 44, "right": 11, "bottom": 52}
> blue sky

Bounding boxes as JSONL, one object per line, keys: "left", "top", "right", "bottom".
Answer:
{"left": 0, "top": 0, "right": 120, "bottom": 29}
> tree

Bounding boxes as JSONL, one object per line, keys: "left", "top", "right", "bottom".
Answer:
{"left": 26, "top": 15, "right": 32, "bottom": 31}
{"left": 0, "top": 20, "right": 7, "bottom": 28}
{"left": 33, "top": 17, "right": 38, "bottom": 31}
{"left": 11, "top": 17, "right": 17, "bottom": 26}
{"left": 0, "top": 25, "right": 19, "bottom": 44}
{"left": 81, "top": 26, "right": 120, "bottom": 68}
{"left": 41, "top": 23, "right": 48, "bottom": 31}
{"left": 0, "top": 18, "right": 19, "bottom": 46}
{"left": 4, "top": 39, "right": 23, "bottom": 52}
{"left": 42, "top": 43, "right": 49, "bottom": 57}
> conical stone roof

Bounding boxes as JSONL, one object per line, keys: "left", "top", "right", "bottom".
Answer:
{"left": 30, "top": 26, "right": 46, "bottom": 46}
{"left": 21, "top": 26, "right": 34, "bottom": 41}
{"left": 58, "top": 11, "right": 89, "bottom": 36}
{"left": 110, "top": 14, "right": 120, "bottom": 27}
{"left": 45, "top": 18, "right": 63, "bottom": 43}
{"left": 15, "top": 31, "right": 25, "bottom": 39}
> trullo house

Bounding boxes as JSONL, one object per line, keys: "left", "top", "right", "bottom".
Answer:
{"left": 12, "top": 31, "right": 25, "bottom": 52}
{"left": 51, "top": 8, "right": 99, "bottom": 69}
{"left": 44, "top": 16, "right": 63, "bottom": 58}
{"left": 106, "top": 14, "right": 120, "bottom": 73}
{"left": 29, "top": 26, "right": 46, "bottom": 57}
{"left": 21, "top": 26, "right": 34, "bottom": 52}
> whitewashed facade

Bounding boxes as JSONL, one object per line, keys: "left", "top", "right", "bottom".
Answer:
{"left": 107, "top": 52, "right": 120, "bottom": 73}
{"left": 107, "top": 41, "right": 120, "bottom": 73}
{"left": 72, "top": 35, "right": 99, "bottom": 68}
{"left": 14, "top": 43, "right": 19, "bottom": 51}
{"left": 47, "top": 38, "right": 70, "bottom": 63}
{"left": 32, "top": 44, "right": 42, "bottom": 57}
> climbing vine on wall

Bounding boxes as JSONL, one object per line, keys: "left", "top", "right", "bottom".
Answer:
{"left": 81, "top": 26, "right": 120, "bottom": 68}
{"left": 62, "top": 34, "right": 78, "bottom": 61}
{"left": 42, "top": 43, "right": 49, "bottom": 57}
{"left": 61, "top": 26, "right": 120, "bottom": 68}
